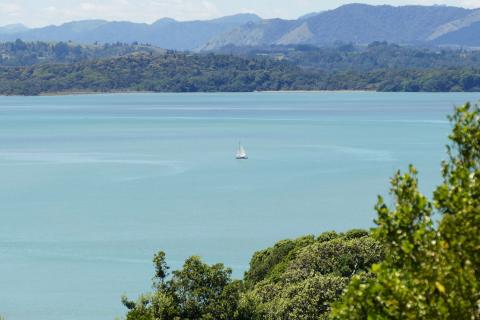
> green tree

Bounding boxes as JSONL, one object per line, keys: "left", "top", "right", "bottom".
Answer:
{"left": 123, "top": 252, "right": 241, "bottom": 320}
{"left": 237, "top": 231, "right": 382, "bottom": 320}
{"left": 123, "top": 231, "right": 382, "bottom": 320}
{"left": 331, "top": 103, "right": 480, "bottom": 319}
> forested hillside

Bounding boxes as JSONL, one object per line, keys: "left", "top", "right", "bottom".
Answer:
{"left": 0, "top": 40, "right": 164, "bottom": 66}
{"left": 1, "top": 41, "right": 480, "bottom": 94}
{"left": 0, "top": 53, "right": 323, "bottom": 95}
{"left": 2, "top": 54, "right": 480, "bottom": 95}
{"left": 223, "top": 42, "right": 480, "bottom": 71}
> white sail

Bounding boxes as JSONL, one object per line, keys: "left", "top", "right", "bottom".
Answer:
{"left": 236, "top": 143, "right": 248, "bottom": 159}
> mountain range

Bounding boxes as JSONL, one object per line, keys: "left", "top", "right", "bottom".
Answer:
{"left": 0, "top": 14, "right": 261, "bottom": 51}
{"left": 202, "top": 4, "right": 480, "bottom": 50}
{"left": 1, "top": 4, "right": 480, "bottom": 50}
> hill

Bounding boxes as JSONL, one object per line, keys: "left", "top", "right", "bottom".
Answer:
{"left": 0, "top": 24, "right": 29, "bottom": 34}
{"left": 433, "top": 21, "right": 480, "bottom": 47}
{"left": 2, "top": 51, "right": 480, "bottom": 95}
{"left": 201, "top": 4, "right": 480, "bottom": 50}
{"left": 0, "top": 14, "right": 261, "bottom": 51}
{"left": 3, "top": 5, "right": 480, "bottom": 50}
{"left": 0, "top": 40, "right": 165, "bottom": 66}
{"left": 0, "top": 53, "right": 323, "bottom": 95}
{"left": 215, "top": 42, "right": 480, "bottom": 71}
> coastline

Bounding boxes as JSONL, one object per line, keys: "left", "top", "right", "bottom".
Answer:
{"left": 259, "top": 89, "right": 373, "bottom": 93}
{"left": 0, "top": 89, "right": 477, "bottom": 97}
{"left": 0, "top": 89, "right": 375, "bottom": 97}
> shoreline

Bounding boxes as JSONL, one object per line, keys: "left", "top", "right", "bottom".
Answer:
{"left": 30, "top": 89, "right": 376, "bottom": 97}
{"left": 1, "top": 89, "right": 477, "bottom": 97}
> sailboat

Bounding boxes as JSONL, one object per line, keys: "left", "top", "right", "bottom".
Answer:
{"left": 236, "top": 142, "right": 248, "bottom": 160}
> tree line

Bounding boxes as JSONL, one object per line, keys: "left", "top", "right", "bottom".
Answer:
{"left": 0, "top": 39, "right": 163, "bottom": 67}
{"left": 220, "top": 42, "right": 480, "bottom": 72}
{"left": 1, "top": 50, "right": 480, "bottom": 95}
{"left": 0, "top": 53, "right": 321, "bottom": 95}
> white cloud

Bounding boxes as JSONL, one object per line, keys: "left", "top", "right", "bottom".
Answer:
{"left": 379, "top": 0, "right": 480, "bottom": 8}
{"left": 0, "top": 3, "right": 22, "bottom": 17}
{"left": 458, "top": 0, "right": 480, "bottom": 8}
{"left": 136, "top": 0, "right": 221, "bottom": 20}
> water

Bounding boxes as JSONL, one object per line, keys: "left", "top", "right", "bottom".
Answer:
{"left": 0, "top": 92, "right": 478, "bottom": 320}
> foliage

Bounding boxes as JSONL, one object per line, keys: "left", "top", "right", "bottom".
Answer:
{"left": 0, "top": 39, "right": 164, "bottom": 67}
{"left": 122, "top": 253, "right": 241, "bottom": 320}
{"left": 2, "top": 41, "right": 480, "bottom": 95}
{"left": 219, "top": 43, "right": 480, "bottom": 92}
{"left": 331, "top": 103, "right": 480, "bottom": 319}
{"left": 240, "top": 232, "right": 382, "bottom": 320}
{"left": 0, "top": 52, "right": 324, "bottom": 95}
{"left": 123, "top": 231, "right": 382, "bottom": 320}
{"left": 223, "top": 42, "right": 480, "bottom": 72}
{"left": 244, "top": 235, "right": 315, "bottom": 286}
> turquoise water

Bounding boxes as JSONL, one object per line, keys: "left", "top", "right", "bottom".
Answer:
{"left": 0, "top": 92, "right": 478, "bottom": 320}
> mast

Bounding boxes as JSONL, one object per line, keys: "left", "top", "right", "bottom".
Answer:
{"left": 236, "top": 141, "right": 247, "bottom": 159}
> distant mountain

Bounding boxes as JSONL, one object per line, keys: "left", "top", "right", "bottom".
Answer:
{"left": 0, "top": 24, "right": 29, "bottom": 34}
{"left": 0, "top": 14, "right": 261, "bottom": 51}
{"left": 429, "top": 10, "right": 480, "bottom": 46}
{"left": 433, "top": 22, "right": 480, "bottom": 46}
{"left": 3, "top": 4, "right": 480, "bottom": 51}
{"left": 0, "top": 41, "right": 166, "bottom": 67}
{"left": 298, "top": 12, "right": 323, "bottom": 20}
{"left": 202, "top": 4, "right": 480, "bottom": 50}
{"left": 201, "top": 19, "right": 297, "bottom": 50}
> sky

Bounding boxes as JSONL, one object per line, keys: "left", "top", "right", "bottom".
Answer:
{"left": 1, "top": 0, "right": 480, "bottom": 28}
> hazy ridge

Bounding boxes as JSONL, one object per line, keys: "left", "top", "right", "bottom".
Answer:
{"left": 2, "top": 4, "right": 480, "bottom": 51}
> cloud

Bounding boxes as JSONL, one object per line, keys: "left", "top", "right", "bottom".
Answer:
{"left": 388, "top": 0, "right": 480, "bottom": 8}
{"left": 0, "top": 3, "right": 22, "bottom": 17}
{"left": 458, "top": 0, "right": 480, "bottom": 8}
{"left": 135, "top": 0, "right": 221, "bottom": 20}
{"left": 67, "top": 0, "right": 222, "bottom": 22}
